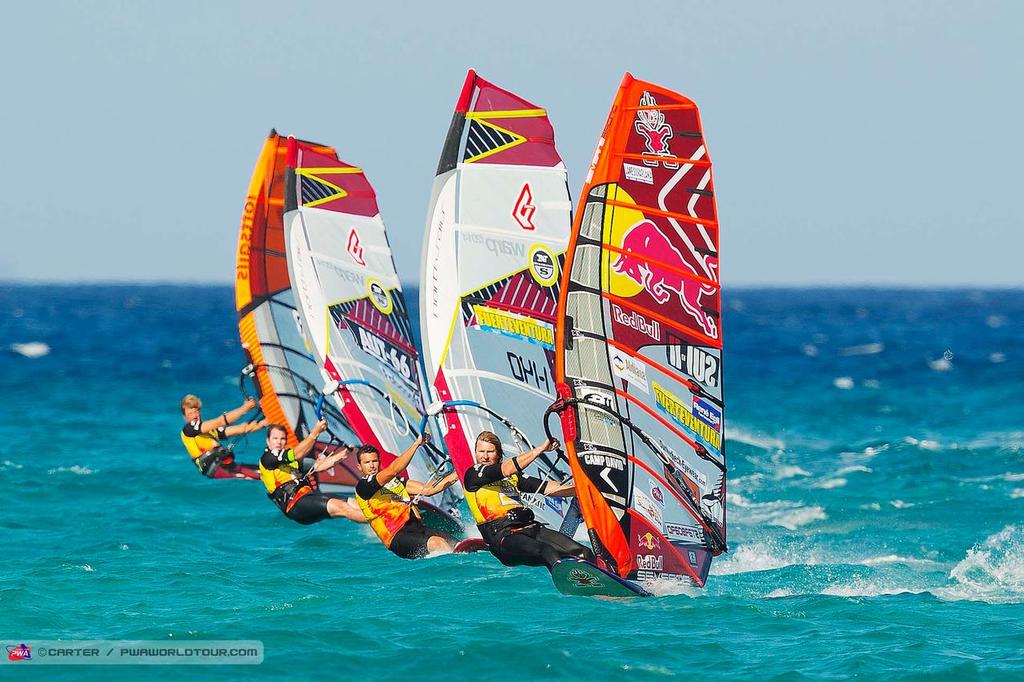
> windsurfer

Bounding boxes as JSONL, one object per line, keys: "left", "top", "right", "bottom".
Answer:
{"left": 354, "top": 436, "right": 460, "bottom": 559}
{"left": 259, "top": 421, "right": 366, "bottom": 524}
{"left": 180, "top": 394, "right": 264, "bottom": 479}
{"left": 462, "top": 431, "right": 595, "bottom": 570}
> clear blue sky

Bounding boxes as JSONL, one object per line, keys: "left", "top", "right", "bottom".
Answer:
{"left": 1, "top": 1, "right": 1019, "bottom": 286}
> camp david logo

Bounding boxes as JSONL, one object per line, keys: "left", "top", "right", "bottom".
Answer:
{"left": 528, "top": 244, "right": 558, "bottom": 287}
{"left": 568, "top": 568, "right": 600, "bottom": 588}
{"left": 623, "top": 162, "right": 654, "bottom": 185}
{"left": 366, "top": 278, "right": 394, "bottom": 315}
{"left": 609, "top": 350, "right": 650, "bottom": 395}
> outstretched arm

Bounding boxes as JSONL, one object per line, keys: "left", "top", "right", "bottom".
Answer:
{"left": 222, "top": 418, "right": 268, "bottom": 438}
{"left": 293, "top": 420, "right": 328, "bottom": 461}
{"left": 199, "top": 397, "right": 258, "bottom": 433}
{"left": 543, "top": 482, "right": 576, "bottom": 497}
{"left": 499, "top": 438, "right": 559, "bottom": 478}
{"left": 406, "top": 471, "right": 458, "bottom": 497}
{"left": 312, "top": 445, "right": 355, "bottom": 473}
{"left": 374, "top": 435, "right": 426, "bottom": 486}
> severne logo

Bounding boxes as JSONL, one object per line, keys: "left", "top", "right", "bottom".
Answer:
{"left": 347, "top": 228, "right": 366, "bottom": 266}
{"left": 612, "top": 219, "right": 718, "bottom": 339}
{"left": 512, "top": 183, "right": 536, "bottom": 230}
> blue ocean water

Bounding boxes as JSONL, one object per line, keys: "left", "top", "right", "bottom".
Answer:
{"left": 1, "top": 284, "right": 1022, "bottom": 680}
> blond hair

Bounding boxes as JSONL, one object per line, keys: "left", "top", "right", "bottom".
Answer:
{"left": 475, "top": 431, "right": 504, "bottom": 458}
{"left": 180, "top": 394, "right": 202, "bottom": 414}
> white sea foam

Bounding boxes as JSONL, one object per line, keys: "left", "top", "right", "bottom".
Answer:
{"left": 903, "top": 436, "right": 941, "bottom": 451}
{"left": 1011, "top": 489, "right": 1024, "bottom": 499}
{"left": 821, "top": 579, "right": 927, "bottom": 598}
{"left": 939, "top": 526, "right": 1024, "bottom": 604}
{"left": 726, "top": 493, "right": 827, "bottom": 530}
{"left": 839, "top": 342, "right": 884, "bottom": 356}
{"left": 765, "top": 588, "right": 796, "bottom": 599}
{"left": 710, "top": 541, "right": 817, "bottom": 576}
{"left": 10, "top": 342, "right": 50, "bottom": 358}
{"left": 774, "top": 465, "right": 811, "bottom": 480}
{"left": 801, "top": 344, "right": 819, "bottom": 357}
{"left": 858, "top": 555, "right": 940, "bottom": 568}
{"left": 834, "top": 465, "right": 873, "bottom": 476}
{"left": 726, "top": 426, "right": 785, "bottom": 451}
{"left": 812, "top": 478, "right": 847, "bottom": 489}
{"left": 863, "top": 379, "right": 880, "bottom": 389}
{"left": 47, "top": 465, "right": 95, "bottom": 475}
{"left": 986, "top": 315, "right": 1006, "bottom": 328}
{"left": 929, "top": 357, "right": 953, "bottom": 371}
{"left": 1, "top": 460, "right": 24, "bottom": 469}
{"left": 860, "top": 502, "right": 882, "bottom": 511}
{"left": 990, "top": 352, "right": 1006, "bottom": 363}
{"left": 833, "top": 376, "right": 854, "bottom": 389}
{"left": 890, "top": 500, "right": 915, "bottom": 509}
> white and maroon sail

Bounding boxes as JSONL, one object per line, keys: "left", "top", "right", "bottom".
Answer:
{"left": 420, "top": 70, "right": 577, "bottom": 531}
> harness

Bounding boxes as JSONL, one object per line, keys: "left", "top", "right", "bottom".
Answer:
{"left": 268, "top": 477, "right": 317, "bottom": 514}
{"left": 196, "top": 447, "right": 233, "bottom": 476}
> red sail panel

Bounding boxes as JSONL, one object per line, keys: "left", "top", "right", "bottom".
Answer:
{"left": 556, "top": 75, "right": 726, "bottom": 588}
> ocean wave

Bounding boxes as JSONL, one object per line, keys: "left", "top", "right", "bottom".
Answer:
{"left": 774, "top": 465, "right": 811, "bottom": 480}
{"left": 812, "top": 478, "right": 847, "bottom": 489}
{"left": 10, "top": 341, "right": 50, "bottom": 358}
{"left": 833, "top": 376, "right": 854, "bottom": 390}
{"left": 858, "top": 555, "right": 941, "bottom": 568}
{"left": 710, "top": 541, "right": 818, "bottom": 576}
{"left": 928, "top": 357, "right": 953, "bottom": 371}
{"left": 938, "top": 526, "right": 1024, "bottom": 604}
{"left": 903, "top": 436, "right": 941, "bottom": 451}
{"left": 1012, "top": 489, "right": 1024, "bottom": 499}
{"left": 820, "top": 579, "right": 928, "bottom": 598}
{"left": 890, "top": 500, "right": 915, "bottom": 509}
{"left": 726, "top": 426, "right": 785, "bottom": 452}
{"left": 726, "top": 493, "right": 827, "bottom": 530}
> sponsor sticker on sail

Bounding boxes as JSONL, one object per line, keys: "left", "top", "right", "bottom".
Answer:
{"left": 608, "top": 349, "right": 650, "bottom": 394}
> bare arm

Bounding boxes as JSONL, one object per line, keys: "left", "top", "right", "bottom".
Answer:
{"left": 312, "top": 445, "right": 354, "bottom": 473}
{"left": 293, "top": 420, "right": 328, "bottom": 461}
{"left": 375, "top": 435, "right": 426, "bottom": 486}
{"left": 199, "top": 397, "right": 258, "bottom": 433}
{"left": 499, "top": 438, "right": 559, "bottom": 477}
{"left": 222, "top": 418, "right": 268, "bottom": 438}
{"left": 406, "top": 471, "right": 458, "bottom": 497}
{"left": 543, "top": 482, "right": 576, "bottom": 497}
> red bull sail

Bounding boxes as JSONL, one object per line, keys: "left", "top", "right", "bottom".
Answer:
{"left": 554, "top": 74, "right": 727, "bottom": 588}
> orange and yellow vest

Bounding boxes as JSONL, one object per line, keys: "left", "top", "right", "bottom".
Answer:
{"left": 355, "top": 476, "right": 413, "bottom": 548}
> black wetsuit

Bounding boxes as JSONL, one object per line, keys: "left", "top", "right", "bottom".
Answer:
{"left": 260, "top": 448, "right": 341, "bottom": 525}
{"left": 462, "top": 463, "right": 595, "bottom": 570}
{"left": 355, "top": 475, "right": 449, "bottom": 559}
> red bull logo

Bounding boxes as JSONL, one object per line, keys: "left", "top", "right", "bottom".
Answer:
{"left": 612, "top": 219, "right": 719, "bottom": 339}
{"left": 637, "top": 532, "right": 660, "bottom": 551}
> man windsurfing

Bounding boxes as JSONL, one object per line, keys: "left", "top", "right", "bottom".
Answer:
{"left": 259, "top": 421, "right": 366, "bottom": 524}
{"left": 354, "top": 435, "right": 460, "bottom": 559}
{"left": 462, "top": 431, "right": 595, "bottom": 570}
{"left": 180, "top": 394, "right": 264, "bottom": 479}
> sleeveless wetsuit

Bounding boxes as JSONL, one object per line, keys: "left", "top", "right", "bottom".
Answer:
{"left": 259, "top": 448, "right": 338, "bottom": 525}
{"left": 355, "top": 475, "right": 448, "bottom": 559}
{"left": 462, "top": 462, "right": 594, "bottom": 569}
{"left": 180, "top": 419, "right": 259, "bottom": 479}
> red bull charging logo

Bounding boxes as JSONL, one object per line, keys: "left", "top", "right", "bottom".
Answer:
{"left": 612, "top": 219, "right": 719, "bottom": 339}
